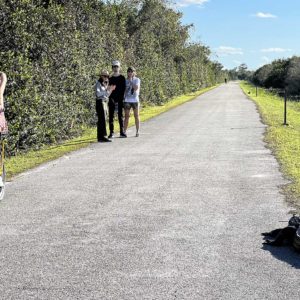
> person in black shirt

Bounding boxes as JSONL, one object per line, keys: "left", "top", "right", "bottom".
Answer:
{"left": 108, "top": 60, "right": 126, "bottom": 138}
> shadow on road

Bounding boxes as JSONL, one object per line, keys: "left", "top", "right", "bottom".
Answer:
{"left": 262, "top": 244, "right": 300, "bottom": 269}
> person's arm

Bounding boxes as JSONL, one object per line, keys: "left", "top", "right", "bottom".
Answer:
{"left": 121, "top": 75, "right": 126, "bottom": 95}
{"left": 132, "top": 78, "right": 140, "bottom": 92}
{"left": 0, "top": 72, "right": 7, "bottom": 110}
{"left": 96, "top": 80, "right": 115, "bottom": 99}
{"left": 95, "top": 80, "right": 108, "bottom": 99}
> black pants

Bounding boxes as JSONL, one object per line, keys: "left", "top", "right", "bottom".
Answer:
{"left": 108, "top": 98, "right": 124, "bottom": 134}
{"left": 96, "top": 100, "right": 107, "bottom": 141}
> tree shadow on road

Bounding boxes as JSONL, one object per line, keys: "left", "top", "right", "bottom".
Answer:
{"left": 262, "top": 244, "right": 300, "bottom": 269}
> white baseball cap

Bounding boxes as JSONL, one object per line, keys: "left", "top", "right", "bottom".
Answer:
{"left": 112, "top": 60, "right": 121, "bottom": 67}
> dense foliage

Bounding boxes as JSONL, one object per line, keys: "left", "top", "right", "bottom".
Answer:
{"left": 251, "top": 56, "right": 300, "bottom": 96}
{"left": 0, "top": 0, "right": 227, "bottom": 155}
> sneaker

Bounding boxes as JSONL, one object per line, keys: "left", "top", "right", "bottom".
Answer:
{"left": 98, "top": 137, "right": 112, "bottom": 142}
{"left": 120, "top": 132, "right": 127, "bottom": 138}
{"left": 108, "top": 133, "right": 114, "bottom": 139}
{"left": 136, "top": 132, "right": 139, "bottom": 137}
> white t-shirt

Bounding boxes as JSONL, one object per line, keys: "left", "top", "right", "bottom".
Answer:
{"left": 124, "top": 77, "right": 140, "bottom": 103}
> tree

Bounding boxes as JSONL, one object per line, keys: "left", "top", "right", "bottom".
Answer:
{"left": 285, "top": 56, "right": 300, "bottom": 95}
{"left": 237, "top": 64, "right": 251, "bottom": 80}
{"left": 0, "top": 0, "right": 226, "bottom": 155}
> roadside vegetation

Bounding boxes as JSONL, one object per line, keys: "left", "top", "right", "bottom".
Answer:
{"left": 1, "top": 0, "right": 227, "bottom": 158}
{"left": 240, "top": 82, "right": 300, "bottom": 209}
{"left": 7, "top": 86, "right": 215, "bottom": 179}
{"left": 228, "top": 56, "right": 300, "bottom": 98}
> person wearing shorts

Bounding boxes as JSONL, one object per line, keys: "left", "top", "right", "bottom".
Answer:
{"left": 124, "top": 66, "right": 141, "bottom": 137}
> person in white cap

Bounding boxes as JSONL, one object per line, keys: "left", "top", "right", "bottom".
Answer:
{"left": 108, "top": 60, "right": 126, "bottom": 138}
{"left": 95, "top": 69, "right": 116, "bottom": 142}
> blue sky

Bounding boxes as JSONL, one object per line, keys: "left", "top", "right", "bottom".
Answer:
{"left": 174, "top": 0, "right": 300, "bottom": 70}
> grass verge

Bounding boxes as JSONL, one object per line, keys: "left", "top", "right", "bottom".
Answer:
{"left": 6, "top": 86, "right": 216, "bottom": 180}
{"left": 240, "top": 82, "right": 300, "bottom": 209}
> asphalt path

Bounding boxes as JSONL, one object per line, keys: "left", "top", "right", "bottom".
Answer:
{"left": 1, "top": 82, "right": 299, "bottom": 299}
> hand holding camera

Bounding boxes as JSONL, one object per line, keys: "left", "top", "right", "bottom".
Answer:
{"left": 108, "top": 84, "right": 116, "bottom": 92}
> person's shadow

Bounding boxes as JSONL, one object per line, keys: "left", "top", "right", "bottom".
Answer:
{"left": 262, "top": 243, "right": 300, "bottom": 269}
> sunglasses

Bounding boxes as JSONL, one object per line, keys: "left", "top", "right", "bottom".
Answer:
{"left": 127, "top": 70, "right": 133, "bottom": 73}
{"left": 112, "top": 65, "right": 119, "bottom": 68}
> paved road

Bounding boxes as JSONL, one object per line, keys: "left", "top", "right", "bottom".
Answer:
{"left": 1, "top": 82, "right": 299, "bottom": 299}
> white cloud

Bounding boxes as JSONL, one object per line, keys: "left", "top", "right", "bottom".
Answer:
{"left": 254, "top": 12, "right": 277, "bottom": 18}
{"left": 215, "top": 46, "right": 243, "bottom": 56}
{"left": 176, "top": 0, "right": 209, "bottom": 7}
{"left": 261, "top": 48, "right": 292, "bottom": 53}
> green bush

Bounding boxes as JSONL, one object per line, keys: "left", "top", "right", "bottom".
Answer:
{"left": 0, "top": 0, "right": 226, "bottom": 156}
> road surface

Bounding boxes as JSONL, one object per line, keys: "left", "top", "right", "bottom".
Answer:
{"left": 1, "top": 82, "right": 299, "bottom": 299}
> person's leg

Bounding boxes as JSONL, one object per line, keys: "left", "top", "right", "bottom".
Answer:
{"left": 96, "top": 101, "right": 101, "bottom": 141}
{"left": 96, "top": 101, "right": 107, "bottom": 141}
{"left": 124, "top": 105, "right": 131, "bottom": 135}
{"left": 133, "top": 104, "right": 140, "bottom": 136}
{"left": 108, "top": 99, "right": 115, "bottom": 137}
{"left": 118, "top": 100, "right": 125, "bottom": 135}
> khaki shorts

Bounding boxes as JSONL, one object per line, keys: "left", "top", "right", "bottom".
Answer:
{"left": 124, "top": 102, "right": 139, "bottom": 110}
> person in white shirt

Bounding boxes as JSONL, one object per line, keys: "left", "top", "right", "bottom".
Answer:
{"left": 124, "top": 66, "right": 141, "bottom": 137}
{"left": 95, "top": 70, "right": 116, "bottom": 142}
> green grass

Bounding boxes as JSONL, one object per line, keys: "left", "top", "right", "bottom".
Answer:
{"left": 240, "top": 82, "right": 300, "bottom": 209}
{"left": 6, "top": 86, "right": 216, "bottom": 179}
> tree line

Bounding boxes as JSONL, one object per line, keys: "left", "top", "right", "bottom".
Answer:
{"left": 229, "top": 57, "right": 300, "bottom": 96}
{"left": 0, "top": 0, "right": 227, "bottom": 156}
{"left": 252, "top": 56, "right": 300, "bottom": 96}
